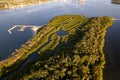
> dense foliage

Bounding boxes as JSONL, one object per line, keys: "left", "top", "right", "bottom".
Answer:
{"left": 0, "top": 15, "right": 113, "bottom": 80}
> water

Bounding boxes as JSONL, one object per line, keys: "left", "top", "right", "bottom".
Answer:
{"left": 56, "top": 29, "right": 68, "bottom": 36}
{"left": 0, "top": 0, "right": 120, "bottom": 79}
{"left": 104, "top": 20, "right": 120, "bottom": 80}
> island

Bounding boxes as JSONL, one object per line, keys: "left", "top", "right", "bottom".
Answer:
{"left": 0, "top": 15, "right": 113, "bottom": 80}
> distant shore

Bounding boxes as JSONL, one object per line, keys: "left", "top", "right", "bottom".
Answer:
{"left": 0, "top": 0, "right": 51, "bottom": 10}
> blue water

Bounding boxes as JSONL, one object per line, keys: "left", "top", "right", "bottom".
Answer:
{"left": 57, "top": 29, "right": 68, "bottom": 36}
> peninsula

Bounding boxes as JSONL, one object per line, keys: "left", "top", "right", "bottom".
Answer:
{"left": 0, "top": 15, "right": 113, "bottom": 80}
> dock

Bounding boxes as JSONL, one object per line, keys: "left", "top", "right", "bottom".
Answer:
{"left": 8, "top": 25, "right": 42, "bottom": 34}
{"left": 111, "top": 18, "right": 120, "bottom": 21}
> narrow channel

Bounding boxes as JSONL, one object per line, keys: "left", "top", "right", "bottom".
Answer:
{"left": 1, "top": 32, "right": 55, "bottom": 80}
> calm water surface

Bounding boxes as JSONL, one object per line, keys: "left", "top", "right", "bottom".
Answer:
{"left": 0, "top": 0, "right": 120, "bottom": 80}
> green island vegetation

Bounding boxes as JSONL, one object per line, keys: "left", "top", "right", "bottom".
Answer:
{"left": 112, "top": 0, "right": 120, "bottom": 4}
{"left": 0, "top": 15, "right": 113, "bottom": 80}
{"left": 0, "top": 0, "right": 51, "bottom": 10}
